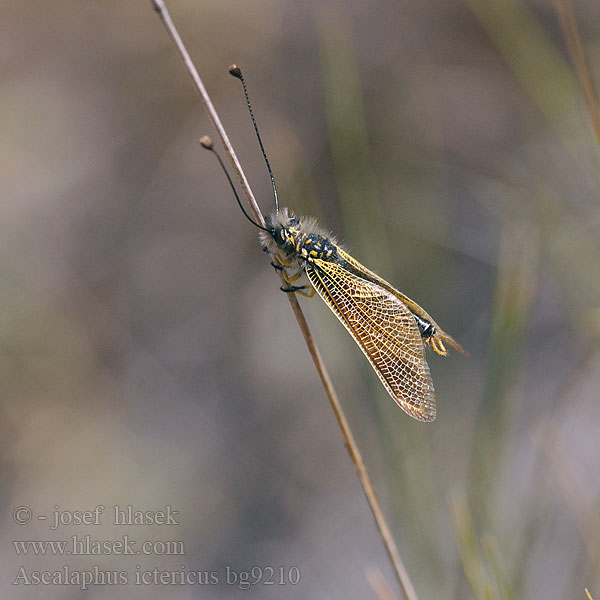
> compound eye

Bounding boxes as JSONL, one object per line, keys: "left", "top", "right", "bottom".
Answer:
{"left": 279, "top": 228, "right": 287, "bottom": 242}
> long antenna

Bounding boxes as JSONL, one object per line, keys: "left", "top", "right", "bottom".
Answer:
{"left": 228, "top": 64, "right": 279, "bottom": 216}
{"left": 200, "top": 136, "right": 269, "bottom": 232}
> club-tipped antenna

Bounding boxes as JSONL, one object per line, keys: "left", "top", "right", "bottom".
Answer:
{"left": 200, "top": 136, "right": 269, "bottom": 232}
{"left": 228, "top": 64, "right": 279, "bottom": 216}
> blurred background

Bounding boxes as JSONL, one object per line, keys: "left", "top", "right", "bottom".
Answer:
{"left": 2, "top": 1, "right": 599, "bottom": 598}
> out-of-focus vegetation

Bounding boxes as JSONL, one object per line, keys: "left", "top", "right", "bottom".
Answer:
{"left": 1, "top": 1, "right": 599, "bottom": 599}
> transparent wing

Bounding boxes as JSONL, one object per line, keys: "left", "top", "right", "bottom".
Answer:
{"left": 307, "top": 259, "right": 436, "bottom": 421}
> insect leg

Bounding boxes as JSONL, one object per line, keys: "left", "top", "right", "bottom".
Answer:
{"left": 280, "top": 285, "right": 316, "bottom": 298}
{"left": 429, "top": 336, "right": 448, "bottom": 356}
{"left": 282, "top": 271, "right": 302, "bottom": 283}
{"left": 270, "top": 261, "right": 301, "bottom": 281}
{"left": 273, "top": 253, "right": 292, "bottom": 267}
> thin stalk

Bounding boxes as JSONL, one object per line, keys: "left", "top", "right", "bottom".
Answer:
{"left": 151, "top": 0, "right": 264, "bottom": 227}
{"left": 553, "top": 0, "right": 600, "bottom": 149}
{"left": 151, "top": 2, "right": 418, "bottom": 598}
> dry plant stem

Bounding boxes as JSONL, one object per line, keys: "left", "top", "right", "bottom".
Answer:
{"left": 286, "top": 293, "right": 418, "bottom": 600}
{"left": 151, "top": 2, "right": 418, "bottom": 599}
{"left": 554, "top": 0, "right": 600, "bottom": 148}
{"left": 367, "top": 566, "right": 400, "bottom": 600}
{"left": 152, "top": 0, "right": 265, "bottom": 228}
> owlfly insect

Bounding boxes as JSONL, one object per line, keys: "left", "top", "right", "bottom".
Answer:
{"left": 202, "top": 65, "right": 465, "bottom": 422}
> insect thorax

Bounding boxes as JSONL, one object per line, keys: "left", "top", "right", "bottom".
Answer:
{"left": 296, "top": 232, "right": 338, "bottom": 262}
{"left": 261, "top": 209, "right": 339, "bottom": 267}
